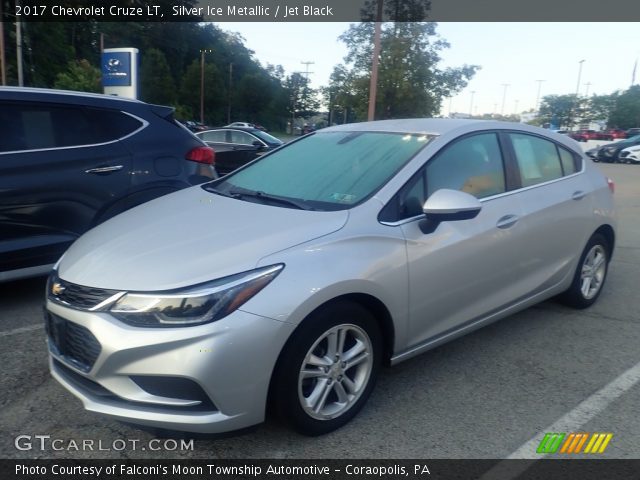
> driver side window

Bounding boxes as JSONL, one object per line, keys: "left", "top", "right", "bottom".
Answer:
{"left": 395, "top": 132, "right": 506, "bottom": 220}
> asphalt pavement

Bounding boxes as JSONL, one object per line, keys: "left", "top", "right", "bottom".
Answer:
{"left": 1, "top": 161, "right": 638, "bottom": 460}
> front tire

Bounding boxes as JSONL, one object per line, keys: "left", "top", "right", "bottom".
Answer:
{"left": 271, "top": 301, "right": 382, "bottom": 436}
{"left": 560, "top": 233, "right": 610, "bottom": 309}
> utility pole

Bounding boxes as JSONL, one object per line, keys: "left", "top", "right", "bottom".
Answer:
{"left": 16, "top": 0, "right": 24, "bottom": 86}
{"left": 0, "top": 1, "right": 6, "bottom": 85}
{"left": 367, "top": 0, "right": 383, "bottom": 121}
{"left": 199, "top": 49, "right": 213, "bottom": 125}
{"left": 227, "top": 62, "right": 233, "bottom": 124}
{"left": 575, "top": 59, "right": 585, "bottom": 96}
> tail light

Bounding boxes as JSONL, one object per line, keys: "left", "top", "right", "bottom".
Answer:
{"left": 186, "top": 146, "right": 215, "bottom": 165}
{"left": 607, "top": 177, "right": 615, "bottom": 194}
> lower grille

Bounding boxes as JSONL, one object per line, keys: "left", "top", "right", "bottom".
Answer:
{"left": 52, "top": 360, "right": 218, "bottom": 413}
{"left": 46, "top": 313, "right": 101, "bottom": 372}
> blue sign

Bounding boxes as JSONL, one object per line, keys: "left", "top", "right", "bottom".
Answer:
{"left": 101, "top": 52, "right": 131, "bottom": 87}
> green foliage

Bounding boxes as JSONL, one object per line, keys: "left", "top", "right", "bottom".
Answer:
{"left": 331, "top": 22, "right": 479, "bottom": 121}
{"left": 53, "top": 59, "right": 101, "bottom": 93}
{"left": 140, "top": 48, "right": 176, "bottom": 105}
{"left": 608, "top": 86, "right": 640, "bottom": 128}
{"left": 538, "top": 94, "right": 579, "bottom": 129}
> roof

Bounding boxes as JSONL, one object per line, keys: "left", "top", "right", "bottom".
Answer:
{"left": 324, "top": 118, "right": 539, "bottom": 136}
{"left": 0, "top": 86, "right": 144, "bottom": 107}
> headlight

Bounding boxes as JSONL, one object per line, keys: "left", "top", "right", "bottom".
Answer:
{"left": 603, "top": 146, "right": 617, "bottom": 155}
{"left": 108, "top": 264, "right": 283, "bottom": 327}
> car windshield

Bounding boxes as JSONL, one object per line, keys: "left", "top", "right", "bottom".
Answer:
{"left": 206, "top": 131, "right": 434, "bottom": 211}
{"left": 252, "top": 130, "right": 283, "bottom": 145}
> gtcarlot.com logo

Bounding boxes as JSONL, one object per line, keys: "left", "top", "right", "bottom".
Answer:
{"left": 14, "top": 435, "right": 194, "bottom": 452}
{"left": 536, "top": 432, "right": 613, "bottom": 454}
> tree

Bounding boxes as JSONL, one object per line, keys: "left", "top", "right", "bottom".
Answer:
{"left": 53, "top": 59, "right": 101, "bottom": 92}
{"left": 140, "top": 48, "right": 176, "bottom": 105}
{"left": 584, "top": 92, "right": 619, "bottom": 125}
{"left": 284, "top": 72, "right": 320, "bottom": 119}
{"left": 608, "top": 86, "right": 640, "bottom": 128}
{"left": 538, "top": 94, "right": 579, "bottom": 129}
{"left": 330, "top": 22, "right": 478, "bottom": 121}
{"left": 179, "top": 59, "right": 226, "bottom": 125}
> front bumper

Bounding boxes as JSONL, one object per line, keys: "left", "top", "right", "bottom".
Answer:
{"left": 46, "top": 300, "right": 295, "bottom": 433}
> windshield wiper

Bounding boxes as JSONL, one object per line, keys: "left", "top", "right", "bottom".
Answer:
{"left": 203, "top": 185, "right": 241, "bottom": 199}
{"left": 229, "top": 188, "right": 311, "bottom": 210}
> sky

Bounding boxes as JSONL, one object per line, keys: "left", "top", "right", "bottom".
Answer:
{"left": 221, "top": 22, "right": 640, "bottom": 116}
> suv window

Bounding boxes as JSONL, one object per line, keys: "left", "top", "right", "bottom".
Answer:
{"left": 0, "top": 102, "right": 142, "bottom": 153}
{"left": 510, "top": 133, "right": 563, "bottom": 186}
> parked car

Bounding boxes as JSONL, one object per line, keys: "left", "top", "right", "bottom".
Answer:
{"left": 596, "top": 135, "right": 640, "bottom": 163}
{"left": 586, "top": 146, "right": 601, "bottom": 160}
{"left": 196, "top": 127, "right": 283, "bottom": 175}
{"left": 625, "top": 128, "right": 640, "bottom": 138}
{"left": 182, "top": 120, "right": 209, "bottom": 132}
{"left": 568, "top": 129, "right": 598, "bottom": 142}
{"left": 46, "top": 119, "right": 615, "bottom": 436}
{"left": 0, "top": 87, "right": 216, "bottom": 282}
{"left": 618, "top": 145, "right": 640, "bottom": 164}
{"left": 595, "top": 129, "right": 626, "bottom": 141}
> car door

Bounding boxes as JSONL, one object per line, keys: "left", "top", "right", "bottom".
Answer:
{"left": 0, "top": 101, "right": 132, "bottom": 273}
{"left": 393, "top": 132, "right": 529, "bottom": 346}
{"left": 504, "top": 132, "right": 594, "bottom": 295}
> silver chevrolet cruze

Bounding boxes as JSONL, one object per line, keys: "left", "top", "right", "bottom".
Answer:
{"left": 46, "top": 119, "right": 616, "bottom": 436}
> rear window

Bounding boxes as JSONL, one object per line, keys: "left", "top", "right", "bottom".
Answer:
{"left": 0, "top": 102, "right": 142, "bottom": 153}
{"left": 215, "top": 131, "right": 434, "bottom": 210}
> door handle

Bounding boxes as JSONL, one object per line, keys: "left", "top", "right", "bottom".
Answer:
{"left": 496, "top": 214, "right": 519, "bottom": 229}
{"left": 572, "top": 190, "right": 586, "bottom": 201}
{"left": 85, "top": 165, "right": 124, "bottom": 174}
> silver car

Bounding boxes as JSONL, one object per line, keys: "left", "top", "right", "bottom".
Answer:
{"left": 46, "top": 119, "right": 616, "bottom": 436}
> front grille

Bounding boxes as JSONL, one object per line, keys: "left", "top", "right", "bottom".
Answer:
{"left": 48, "top": 272, "right": 120, "bottom": 311}
{"left": 46, "top": 313, "right": 101, "bottom": 372}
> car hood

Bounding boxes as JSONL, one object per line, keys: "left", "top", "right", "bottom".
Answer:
{"left": 57, "top": 186, "right": 349, "bottom": 291}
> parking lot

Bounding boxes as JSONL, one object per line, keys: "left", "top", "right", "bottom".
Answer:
{"left": 1, "top": 161, "right": 639, "bottom": 460}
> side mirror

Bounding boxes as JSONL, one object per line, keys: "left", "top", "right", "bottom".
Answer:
{"left": 422, "top": 189, "right": 482, "bottom": 221}
{"left": 252, "top": 140, "right": 265, "bottom": 150}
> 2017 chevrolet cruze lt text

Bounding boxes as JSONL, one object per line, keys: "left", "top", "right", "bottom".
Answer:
{"left": 45, "top": 119, "right": 616, "bottom": 436}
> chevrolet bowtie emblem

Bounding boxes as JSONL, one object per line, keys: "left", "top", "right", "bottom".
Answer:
{"left": 51, "top": 282, "right": 66, "bottom": 296}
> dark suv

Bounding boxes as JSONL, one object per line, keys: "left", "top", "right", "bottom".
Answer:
{"left": 0, "top": 87, "right": 216, "bottom": 282}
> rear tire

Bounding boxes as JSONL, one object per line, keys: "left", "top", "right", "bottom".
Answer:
{"left": 560, "top": 233, "right": 610, "bottom": 309}
{"left": 270, "top": 301, "right": 382, "bottom": 436}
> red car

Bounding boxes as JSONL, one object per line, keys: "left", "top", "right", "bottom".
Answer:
{"left": 595, "top": 129, "right": 626, "bottom": 141}
{"left": 569, "top": 130, "right": 598, "bottom": 142}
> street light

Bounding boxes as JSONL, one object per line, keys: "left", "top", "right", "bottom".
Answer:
{"left": 535, "top": 79, "right": 545, "bottom": 112}
{"left": 500, "top": 83, "right": 510, "bottom": 115}
{"left": 575, "top": 59, "right": 585, "bottom": 96}
{"left": 469, "top": 90, "right": 476, "bottom": 117}
{"left": 199, "top": 49, "right": 213, "bottom": 124}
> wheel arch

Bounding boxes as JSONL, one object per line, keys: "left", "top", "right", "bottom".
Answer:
{"left": 266, "top": 292, "right": 395, "bottom": 416}
{"left": 594, "top": 224, "right": 615, "bottom": 258}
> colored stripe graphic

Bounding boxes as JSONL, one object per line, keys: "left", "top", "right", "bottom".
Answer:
{"left": 538, "top": 432, "right": 613, "bottom": 454}
{"left": 536, "top": 433, "right": 565, "bottom": 454}
{"left": 584, "top": 433, "right": 613, "bottom": 454}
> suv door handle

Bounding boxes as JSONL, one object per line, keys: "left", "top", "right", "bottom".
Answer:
{"left": 85, "top": 165, "right": 124, "bottom": 174}
{"left": 572, "top": 190, "right": 586, "bottom": 201}
{"left": 496, "top": 214, "right": 519, "bottom": 229}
